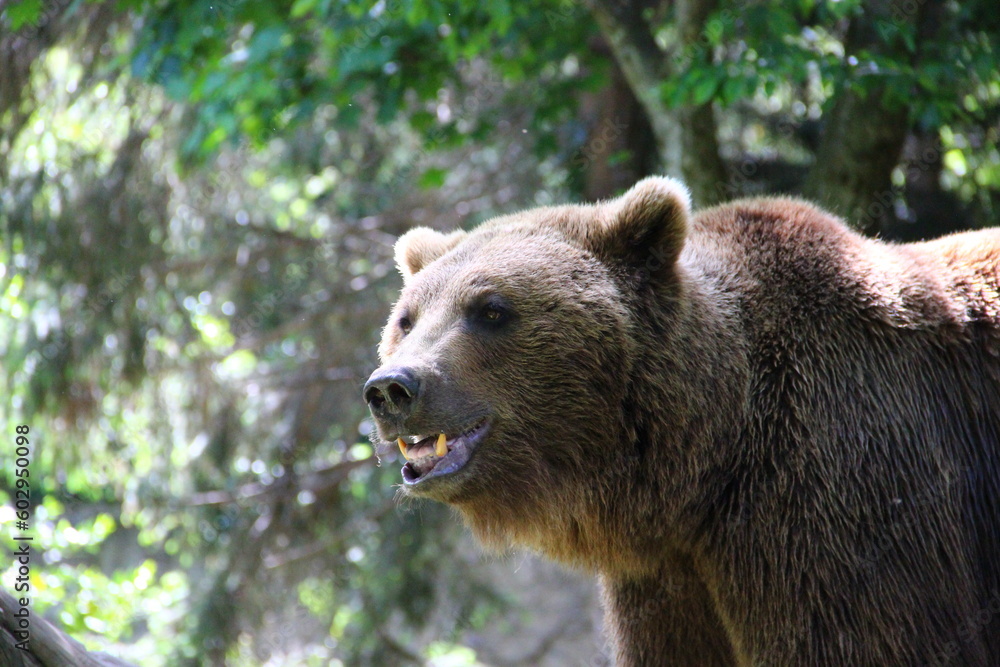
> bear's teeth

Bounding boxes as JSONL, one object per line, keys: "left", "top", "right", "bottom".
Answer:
{"left": 435, "top": 433, "right": 447, "bottom": 457}
{"left": 398, "top": 438, "right": 409, "bottom": 460}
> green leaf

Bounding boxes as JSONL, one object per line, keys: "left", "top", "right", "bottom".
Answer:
{"left": 410, "top": 110, "right": 436, "bottom": 132}
{"left": 690, "top": 70, "right": 721, "bottom": 106}
{"left": 721, "top": 76, "right": 743, "bottom": 105}
{"left": 249, "top": 26, "right": 286, "bottom": 64}
{"left": 418, "top": 167, "right": 447, "bottom": 189}
{"left": 660, "top": 79, "right": 687, "bottom": 108}
{"left": 900, "top": 25, "right": 916, "bottom": 53}
{"left": 337, "top": 44, "right": 393, "bottom": 79}
{"left": 486, "top": 0, "right": 514, "bottom": 34}
{"left": 377, "top": 84, "right": 401, "bottom": 124}
{"left": 290, "top": 0, "right": 318, "bottom": 19}
{"left": 5, "top": 0, "right": 43, "bottom": 30}
{"left": 763, "top": 77, "right": 777, "bottom": 98}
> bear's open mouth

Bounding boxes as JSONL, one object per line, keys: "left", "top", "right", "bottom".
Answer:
{"left": 398, "top": 419, "right": 489, "bottom": 486}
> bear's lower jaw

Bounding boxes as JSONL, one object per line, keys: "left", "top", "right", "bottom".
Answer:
{"left": 400, "top": 419, "right": 490, "bottom": 490}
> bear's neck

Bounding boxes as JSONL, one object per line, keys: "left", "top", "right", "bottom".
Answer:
{"left": 591, "top": 264, "right": 753, "bottom": 664}
{"left": 599, "top": 264, "right": 749, "bottom": 570}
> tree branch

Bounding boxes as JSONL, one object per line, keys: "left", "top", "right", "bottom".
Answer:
{"left": 0, "top": 589, "right": 136, "bottom": 667}
{"left": 187, "top": 458, "right": 373, "bottom": 507}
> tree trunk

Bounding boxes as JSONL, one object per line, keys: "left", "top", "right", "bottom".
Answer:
{"left": 676, "top": 0, "right": 729, "bottom": 206}
{"left": 579, "top": 37, "right": 660, "bottom": 201}
{"left": 678, "top": 105, "right": 729, "bottom": 207}
{"left": 803, "top": 0, "right": 926, "bottom": 234}
{"left": 588, "top": 0, "right": 684, "bottom": 177}
{"left": 588, "top": 0, "right": 729, "bottom": 206}
{"left": 803, "top": 91, "right": 908, "bottom": 235}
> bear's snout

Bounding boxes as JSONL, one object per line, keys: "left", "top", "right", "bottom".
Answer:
{"left": 364, "top": 366, "right": 421, "bottom": 421}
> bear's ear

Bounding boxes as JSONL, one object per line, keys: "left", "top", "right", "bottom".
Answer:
{"left": 394, "top": 227, "right": 468, "bottom": 283}
{"left": 588, "top": 176, "right": 691, "bottom": 277}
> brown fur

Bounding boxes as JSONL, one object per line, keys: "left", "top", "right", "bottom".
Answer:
{"left": 367, "top": 177, "right": 1000, "bottom": 666}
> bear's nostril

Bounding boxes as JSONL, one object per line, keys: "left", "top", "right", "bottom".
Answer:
{"left": 387, "top": 382, "right": 412, "bottom": 405}
{"left": 365, "top": 386, "right": 386, "bottom": 409}
{"left": 363, "top": 368, "right": 420, "bottom": 417}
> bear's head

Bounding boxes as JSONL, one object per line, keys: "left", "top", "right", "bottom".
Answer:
{"left": 364, "top": 177, "right": 696, "bottom": 564}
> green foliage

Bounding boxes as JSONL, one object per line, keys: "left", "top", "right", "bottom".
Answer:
{"left": 665, "top": 0, "right": 1000, "bottom": 132}
{"left": 2, "top": 0, "right": 44, "bottom": 30}
{"left": 127, "top": 0, "right": 599, "bottom": 164}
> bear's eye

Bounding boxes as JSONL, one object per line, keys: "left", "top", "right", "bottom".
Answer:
{"left": 474, "top": 301, "right": 510, "bottom": 327}
{"left": 482, "top": 307, "right": 503, "bottom": 321}
{"left": 398, "top": 314, "right": 413, "bottom": 334}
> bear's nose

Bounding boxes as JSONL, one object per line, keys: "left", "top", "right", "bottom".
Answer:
{"left": 364, "top": 367, "right": 420, "bottom": 419}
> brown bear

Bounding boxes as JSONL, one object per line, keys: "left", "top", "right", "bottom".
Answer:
{"left": 364, "top": 177, "right": 1000, "bottom": 666}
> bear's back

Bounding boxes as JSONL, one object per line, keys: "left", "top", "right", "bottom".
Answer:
{"left": 686, "top": 197, "right": 1000, "bottom": 666}
{"left": 691, "top": 197, "right": 1000, "bottom": 335}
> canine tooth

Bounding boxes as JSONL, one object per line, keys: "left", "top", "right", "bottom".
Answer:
{"left": 398, "top": 438, "right": 409, "bottom": 460}
{"left": 436, "top": 433, "right": 447, "bottom": 457}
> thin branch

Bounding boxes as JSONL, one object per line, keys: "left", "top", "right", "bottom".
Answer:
{"left": 187, "top": 458, "right": 374, "bottom": 507}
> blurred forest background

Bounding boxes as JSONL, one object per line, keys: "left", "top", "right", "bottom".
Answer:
{"left": 1, "top": 0, "right": 998, "bottom": 665}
